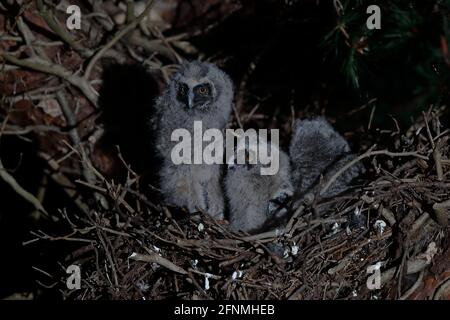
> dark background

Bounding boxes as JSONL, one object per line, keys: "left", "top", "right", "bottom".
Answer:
{"left": 0, "top": 0, "right": 449, "bottom": 299}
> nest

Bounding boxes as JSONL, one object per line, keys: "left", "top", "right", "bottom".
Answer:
{"left": 0, "top": 0, "right": 449, "bottom": 300}
{"left": 30, "top": 108, "right": 450, "bottom": 300}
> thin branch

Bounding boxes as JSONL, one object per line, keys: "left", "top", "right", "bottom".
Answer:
{"left": 320, "top": 147, "right": 428, "bottom": 196}
{"left": 152, "top": 27, "right": 183, "bottom": 63}
{"left": 0, "top": 53, "right": 98, "bottom": 106}
{"left": 399, "top": 270, "right": 424, "bottom": 300}
{"left": 129, "top": 252, "right": 188, "bottom": 275}
{"left": 17, "top": 17, "right": 47, "bottom": 59}
{"left": 38, "top": 152, "right": 90, "bottom": 215}
{"left": 0, "top": 159, "right": 48, "bottom": 215}
{"left": 56, "top": 90, "right": 97, "bottom": 186}
{"left": 36, "top": 0, "right": 92, "bottom": 58}
{"left": 126, "top": 0, "right": 135, "bottom": 24}
{"left": 434, "top": 141, "right": 444, "bottom": 181}
{"left": 84, "top": 0, "right": 155, "bottom": 80}
{"left": 1, "top": 124, "right": 63, "bottom": 135}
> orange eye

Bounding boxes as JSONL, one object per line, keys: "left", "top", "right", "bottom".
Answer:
{"left": 198, "top": 86, "right": 208, "bottom": 95}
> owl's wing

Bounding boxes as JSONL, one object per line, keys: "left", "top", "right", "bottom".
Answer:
{"left": 150, "top": 94, "right": 173, "bottom": 155}
{"left": 149, "top": 95, "right": 166, "bottom": 131}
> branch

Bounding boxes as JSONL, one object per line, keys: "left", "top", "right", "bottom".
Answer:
{"left": 0, "top": 159, "right": 48, "bottom": 215}
{"left": 320, "top": 147, "right": 429, "bottom": 196}
{"left": 129, "top": 252, "right": 188, "bottom": 275}
{"left": 38, "top": 152, "right": 90, "bottom": 215}
{"left": 17, "top": 17, "right": 48, "bottom": 59}
{"left": 56, "top": 90, "right": 97, "bottom": 185}
{"left": 0, "top": 53, "right": 98, "bottom": 106}
{"left": 128, "top": 32, "right": 178, "bottom": 61}
{"left": 84, "top": 0, "right": 155, "bottom": 80}
{"left": 36, "top": 0, "right": 93, "bottom": 58}
{"left": 239, "top": 228, "right": 285, "bottom": 241}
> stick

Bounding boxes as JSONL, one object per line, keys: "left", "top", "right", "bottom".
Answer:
{"left": 36, "top": 0, "right": 92, "bottom": 57}
{"left": 56, "top": 91, "right": 96, "bottom": 185}
{"left": 239, "top": 228, "right": 285, "bottom": 242}
{"left": 0, "top": 53, "right": 97, "bottom": 106}
{"left": 0, "top": 159, "right": 48, "bottom": 215}
{"left": 320, "top": 147, "right": 428, "bottom": 196}
{"left": 433, "top": 139, "right": 444, "bottom": 181}
{"left": 129, "top": 252, "right": 188, "bottom": 275}
{"left": 84, "top": 0, "right": 155, "bottom": 80}
{"left": 38, "top": 152, "right": 90, "bottom": 215}
{"left": 399, "top": 270, "right": 424, "bottom": 300}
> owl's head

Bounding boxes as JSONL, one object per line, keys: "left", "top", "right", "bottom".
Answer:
{"left": 227, "top": 138, "right": 283, "bottom": 176}
{"left": 169, "top": 61, "right": 233, "bottom": 111}
{"left": 290, "top": 117, "right": 351, "bottom": 160}
{"left": 227, "top": 143, "right": 260, "bottom": 173}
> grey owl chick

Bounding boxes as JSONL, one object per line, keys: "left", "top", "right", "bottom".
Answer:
{"left": 289, "top": 117, "right": 364, "bottom": 208}
{"left": 153, "top": 61, "right": 233, "bottom": 219}
{"left": 224, "top": 144, "right": 293, "bottom": 233}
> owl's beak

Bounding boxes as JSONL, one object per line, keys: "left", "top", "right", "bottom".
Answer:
{"left": 188, "top": 90, "right": 195, "bottom": 109}
{"left": 227, "top": 156, "right": 236, "bottom": 169}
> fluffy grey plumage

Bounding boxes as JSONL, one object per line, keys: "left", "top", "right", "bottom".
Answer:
{"left": 289, "top": 117, "right": 364, "bottom": 206}
{"left": 225, "top": 145, "right": 293, "bottom": 233}
{"left": 153, "top": 61, "right": 233, "bottom": 219}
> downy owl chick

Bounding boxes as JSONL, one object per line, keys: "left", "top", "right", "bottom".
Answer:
{"left": 289, "top": 117, "right": 364, "bottom": 208}
{"left": 225, "top": 143, "right": 293, "bottom": 233}
{"left": 153, "top": 61, "right": 233, "bottom": 219}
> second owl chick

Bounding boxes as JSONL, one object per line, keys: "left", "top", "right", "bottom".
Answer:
{"left": 289, "top": 117, "right": 364, "bottom": 208}
{"left": 225, "top": 143, "right": 293, "bottom": 233}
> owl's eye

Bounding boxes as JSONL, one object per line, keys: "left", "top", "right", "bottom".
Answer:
{"left": 178, "top": 83, "right": 188, "bottom": 96}
{"left": 195, "top": 84, "right": 210, "bottom": 96}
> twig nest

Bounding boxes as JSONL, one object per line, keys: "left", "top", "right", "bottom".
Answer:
{"left": 432, "top": 202, "right": 449, "bottom": 226}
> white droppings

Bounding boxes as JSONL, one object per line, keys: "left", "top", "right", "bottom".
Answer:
{"left": 191, "top": 259, "right": 198, "bottom": 268}
{"left": 197, "top": 223, "right": 205, "bottom": 232}
{"left": 283, "top": 248, "right": 290, "bottom": 259}
{"left": 331, "top": 222, "right": 340, "bottom": 235}
{"left": 346, "top": 226, "right": 352, "bottom": 236}
{"left": 352, "top": 290, "right": 358, "bottom": 297}
{"left": 424, "top": 242, "right": 437, "bottom": 263}
{"left": 136, "top": 281, "right": 150, "bottom": 292}
{"left": 204, "top": 273, "right": 213, "bottom": 290}
{"left": 374, "top": 220, "right": 387, "bottom": 235}
{"left": 291, "top": 245, "right": 299, "bottom": 256}
{"left": 232, "top": 270, "right": 244, "bottom": 280}
{"left": 151, "top": 263, "right": 160, "bottom": 271}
